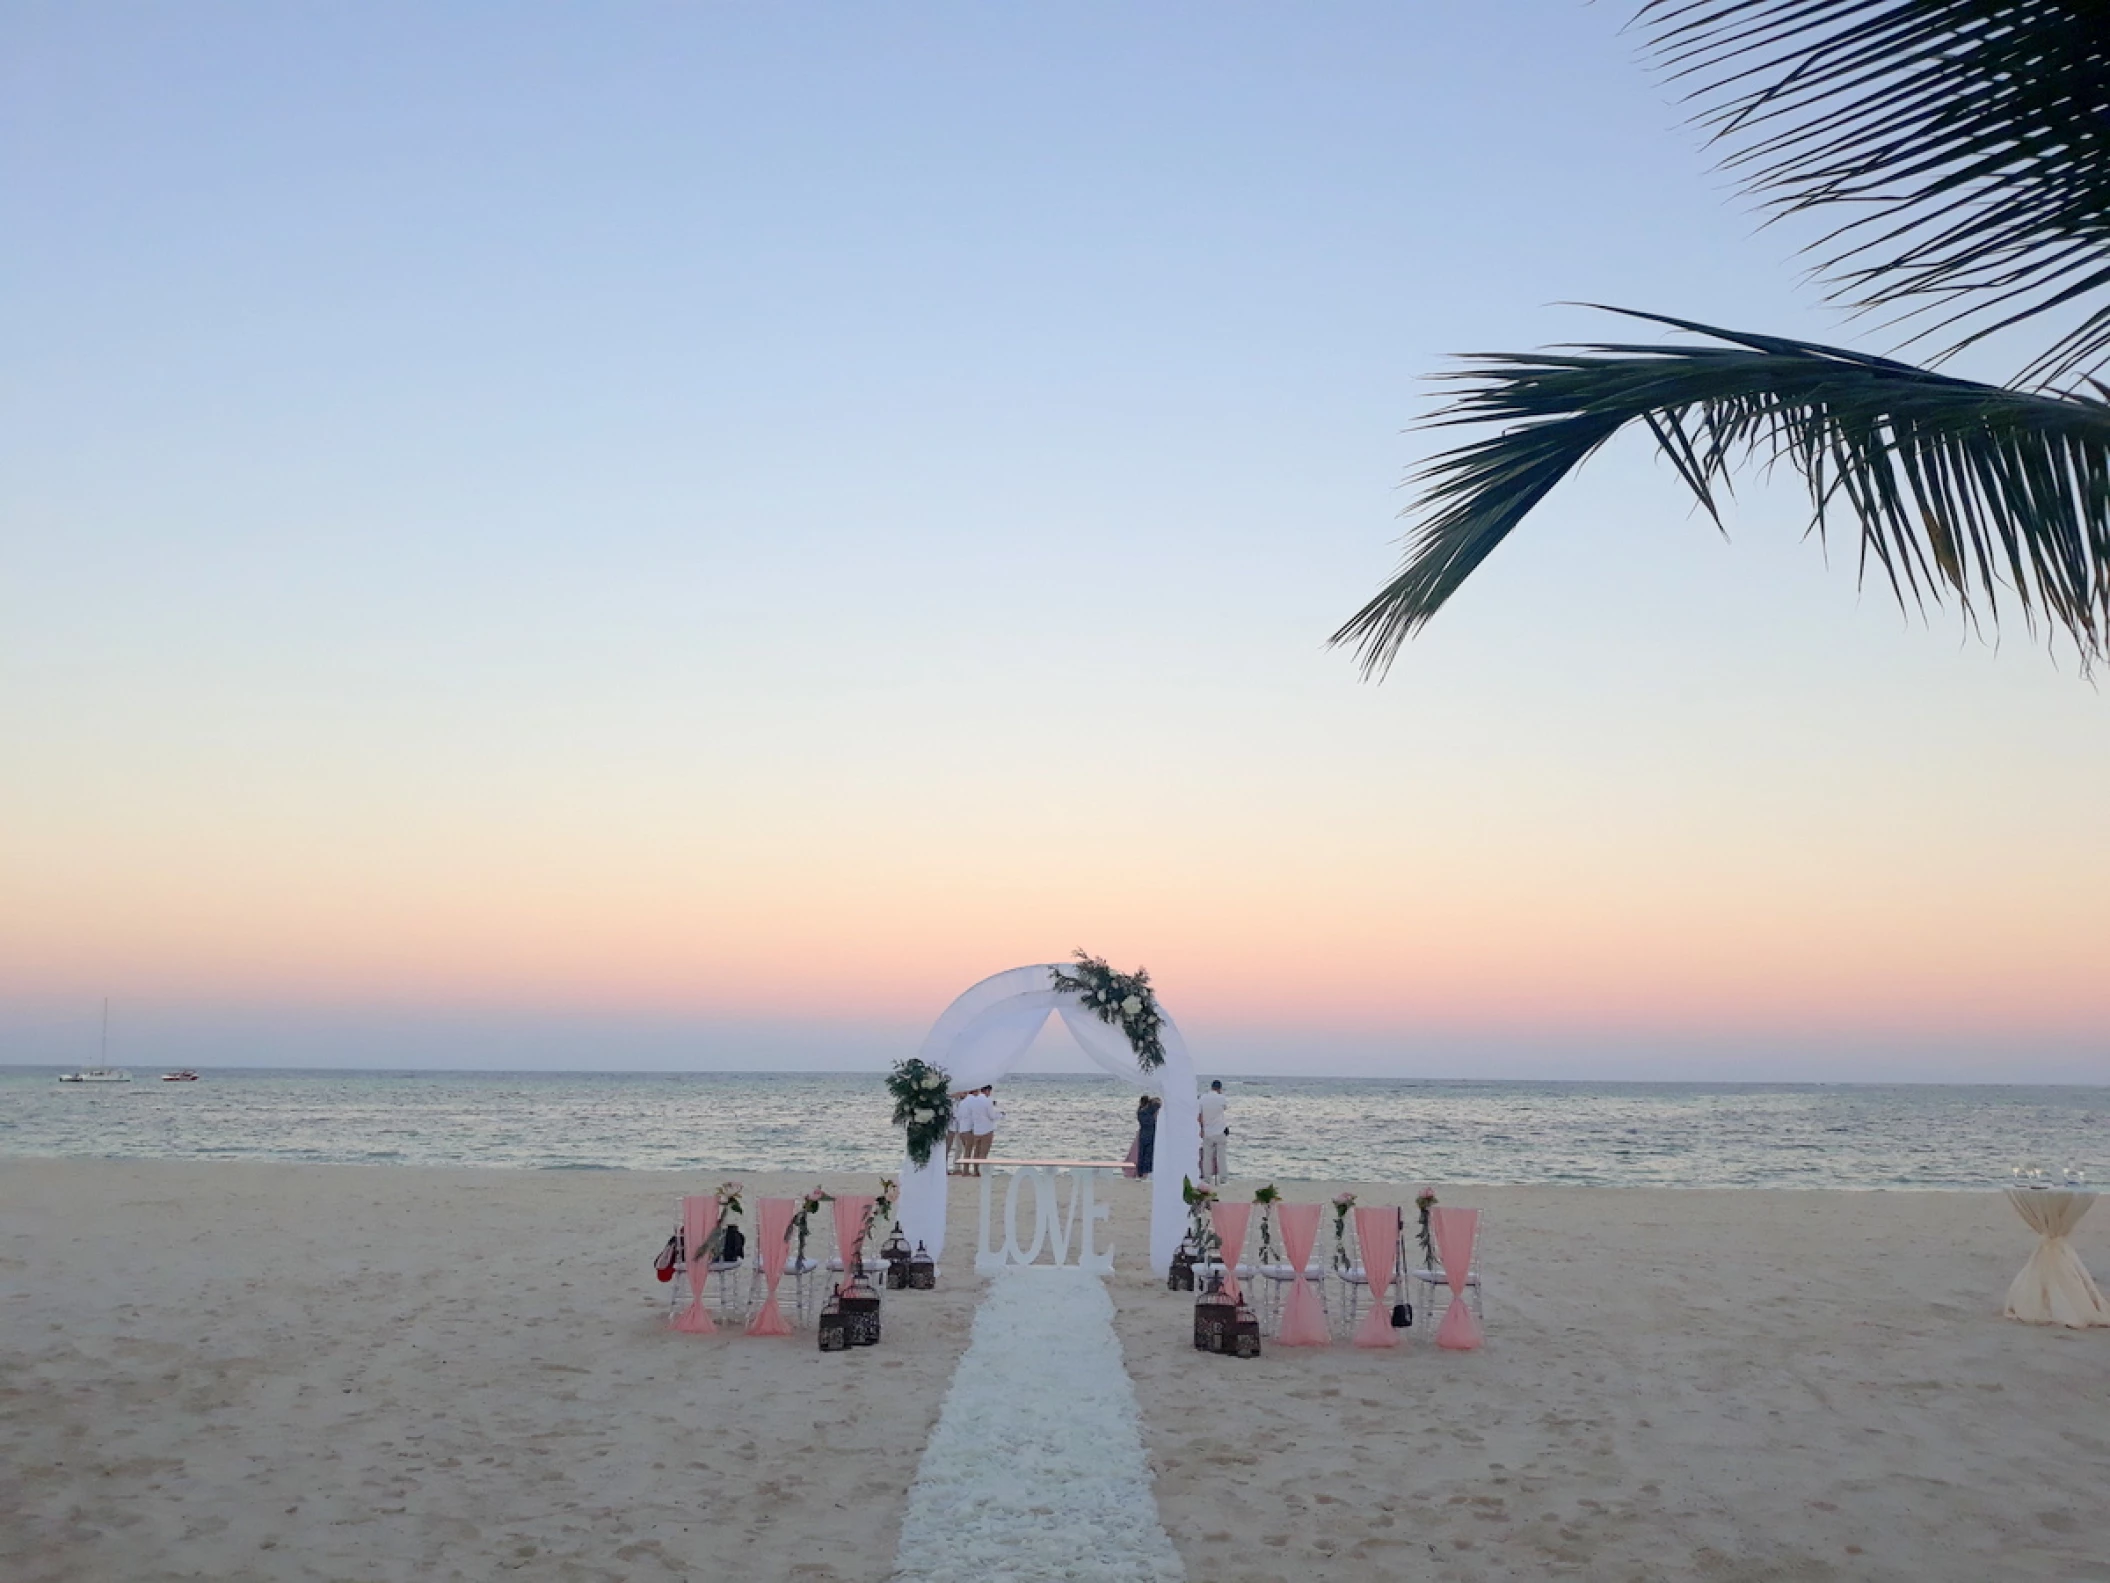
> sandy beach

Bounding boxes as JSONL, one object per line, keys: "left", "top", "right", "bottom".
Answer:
{"left": 4, "top": 1159, "right": 2107, "bottom": 1582}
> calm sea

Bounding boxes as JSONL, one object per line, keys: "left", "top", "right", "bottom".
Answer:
{"left": 2, "top": 1070, "right": 2104, "bottom": 1188}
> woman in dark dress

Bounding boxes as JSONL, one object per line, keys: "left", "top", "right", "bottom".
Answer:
{"left": 1134, "top": 1093, "right": 1162, "bottom": 1179}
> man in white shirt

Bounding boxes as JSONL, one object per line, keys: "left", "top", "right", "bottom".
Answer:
{"left": 1198, "top": 1080, "right": 1229, "bottom": 1184}
{"left": 961, "top": 1086, "right": 1002, "bottom": 1177}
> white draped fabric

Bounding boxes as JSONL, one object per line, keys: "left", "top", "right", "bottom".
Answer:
{"left": 896, "top": 964, "right": 1199, "bottom": 1275}
{"left": 2003, "top": 1188, "right": 2109, "bottom": 1327}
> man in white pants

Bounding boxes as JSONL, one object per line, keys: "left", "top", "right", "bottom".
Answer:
{"left": 1198, "top": 1080, "right": 1229, "bottom": 1184}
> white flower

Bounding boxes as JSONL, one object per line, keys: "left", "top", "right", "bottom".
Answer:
{"left": 922, "top": 1073, "right": 943, "bottom": 1089}
{"left": 1121, "top": 994, "right": 1143, "bottom": 1015}
{"left": 913, "top": 1108, "right": 934, "bottom": 1123}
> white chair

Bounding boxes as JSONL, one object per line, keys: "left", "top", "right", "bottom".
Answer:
{"left": 755, "top": 1255, "right": 822, "bottom": 1325}
{"left": 1411, "top": 1265, "right": 1482, "bottom": 1324}
{"left": 1256, "top": 1261, "right": 1331, "bottom": 1336}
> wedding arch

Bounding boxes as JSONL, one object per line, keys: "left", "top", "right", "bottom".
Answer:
{"left": 895, "top": 962, "right": 1199, "bottom": 1275}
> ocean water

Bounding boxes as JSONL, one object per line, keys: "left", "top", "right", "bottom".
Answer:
{"left": 2, "top": 1069, "right": 2104, "bottom": 1188}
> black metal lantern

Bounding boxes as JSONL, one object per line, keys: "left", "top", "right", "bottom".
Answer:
{"left": 1167, "top": 1237, "right": 1198, "bottom": 1292}
{"left": 881, "top": 1223, "right": 912, "bottom": 1290}
{"left": 838, "top": 1267, "right": 882, "bottom": 1346}
{"left": 907, "top": 1241, "right": 937, "bottom": 1290}
{"left": 1192, "top": 1271, "right": 1260, "bottom": 1358}
{"left": 818, "top": 1285, "right": 849, "bottom": 1352}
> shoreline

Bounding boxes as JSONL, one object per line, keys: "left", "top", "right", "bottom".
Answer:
{"left": 0, "top": 1145, "right": 2081, "bottom": 1192}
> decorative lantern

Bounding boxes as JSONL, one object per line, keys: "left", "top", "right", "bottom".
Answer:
{"left": 817, "top": 1285, "right": 850, "bottom": 1352}
{"left": 881, "top": 1223, "right": 913, "bottom": 1290}
{"left": 907, "top": 1241, "right": 937, "bottom": 1290}
{"left": 1192, "top": 1271, "right": 1260, "bottom": 1358}
{"left": 1167, "top": 1237, "right": 1197, "bottom": 1292}
{"left": 838, "top": 1267, "right": 883, "bottom": 1347}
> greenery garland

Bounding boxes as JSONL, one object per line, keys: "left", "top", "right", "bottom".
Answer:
{"left": 1049, "top": 949, "right": 1166, "bottom": 1071}
{"left": 886, "top": 1059, "right": 954, "bottom": 1167}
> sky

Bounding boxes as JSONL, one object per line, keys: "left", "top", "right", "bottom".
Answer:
{"left": 4, "top": 3, "right": 2105, "bottom": 1081}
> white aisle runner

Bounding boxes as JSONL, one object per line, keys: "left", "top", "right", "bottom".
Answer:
{"left": 893, "top": 1267, "right": 1185, "bottom": 1582}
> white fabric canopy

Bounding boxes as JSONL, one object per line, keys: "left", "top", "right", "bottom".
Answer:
{"left": 896, "top": 964, "right": 1199, "bottom": 1275}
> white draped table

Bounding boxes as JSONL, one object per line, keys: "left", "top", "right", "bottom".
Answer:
{"left": 2003, "top": 1187, "right": 2110, "bottom": 1328}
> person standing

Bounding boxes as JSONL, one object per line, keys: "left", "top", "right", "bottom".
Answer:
{"left": 962, "top": 1085, "right": 1002, "bottom": 1176}
{"left": 945, "top": 1090, "right": 972, "bottom": 1175}
{"left": 1133, "top": 1092, "right": 1162, "bottom": 1180}
{"left": 1198, "top": 1079, "right": 1229, "bottom": 1185}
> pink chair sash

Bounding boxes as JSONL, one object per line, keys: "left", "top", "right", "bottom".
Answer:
{"left": 831, "top": 1195, "right": 876, "bottom": 1278}
{"left": 745, "top": 1197, "right": 796, "bottom": 1336}
{"left": 1275, "top": 1203, "right": 1329, "bottom": 1346}
{"left": 1207, "top": 1202, "right": 1252, "bottom": 1302}
{"left": 1431, "top": 1207, "right": 1483, "bottom": 1350}
{"left": 671, "top": 1195, "right": 721, "bottom": 1334}
{"left": 1352, "top": 1206, "right": 1402, "bottom": 1347}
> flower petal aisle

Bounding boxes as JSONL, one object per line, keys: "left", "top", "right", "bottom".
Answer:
{"left": 894, "top": 1268, "right": 1185, "bottom": 1582}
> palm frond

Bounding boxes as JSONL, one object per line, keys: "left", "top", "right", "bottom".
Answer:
{"left": 1333, "top": 310, "right": 2110, "bottom": 676}
{"left": 1636, "top": 1, "right": 2110, "bottom": 382}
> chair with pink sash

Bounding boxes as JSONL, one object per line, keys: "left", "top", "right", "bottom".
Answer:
{"left": 825, "top": 1194, "right": 877, "bottom": 1285}
{"left": 670, "top": 1195, "right": 721, "bottom": 1334}
{"left": 1428, "top": 1206, "right": 1485, "bottom": 1350}
{"left": 745, "top": 1196, "right": 797, "bottom": 1336}
{"left": 1199, "top": 1200, "right": 1255, "bottom": 1301}
{"left": 1266, "top": 1203, "right": 1331, "bottom": 1346}
{"left": 1348, "top": 1205, "right": 1404, "bottom": 1347}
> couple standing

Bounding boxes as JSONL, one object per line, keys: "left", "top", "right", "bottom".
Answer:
{"left": 1129, "top": 1079, "right": 1231, "bottom": 1185}
{"left": 948, "top": 1085, "right": 1003, "bottom": 1176}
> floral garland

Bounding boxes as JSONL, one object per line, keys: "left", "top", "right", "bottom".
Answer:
{"left": 886, "top": 1059, "right": 955, "bottom": 1167}
{"left": 1331, "top": 1192, "right": 1357, "bottom": 1272}
{"left": 1415, "top": 1187, "right": 1439, "bottom": 1270}
{"left": 787, "top": 1184, "right": 831, "bottom": 1265}
{"left": 1251, "top": 1183, "right": 1280, "bottom": 1264}
{"left": 1049, "top": 950, "right": 1166, "bottom": 1071}
{"left": 1181, "top": 1176, "right": 1220, "bottom": 1260}
{"left": 702, "top": 1179, "right": 744, "bottom": 1262}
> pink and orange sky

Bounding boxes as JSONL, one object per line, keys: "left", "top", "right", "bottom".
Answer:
{"left": 4, "top": 4, "right": 2105, "bottom": 1080}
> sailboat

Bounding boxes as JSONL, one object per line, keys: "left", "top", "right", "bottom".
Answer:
{"left": 58, "top": 1000, "right": 132, "bottom": 1084}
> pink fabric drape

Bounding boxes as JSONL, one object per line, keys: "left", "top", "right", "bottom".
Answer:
{"left": 1352, "top": 1205, "right": 1403, "bottom": 1348}
{"left": 1431, "top": 1207, "right": 1483, "bottom": 1350}
{"left": 1275, "top": 1202, "right": 1329, "bottom": 1346}
{"left": 831, "top": 1195, "right": 876, "bottom": 1278}
{"left": 1208, "top": 1202, "right": 1252, "bottom": 1302}
{"left": 745, "top": 1196, "right": 796, "bottom": 1337}
{"left": 671, "top": 1195, "right": 721, "bottom": 1334}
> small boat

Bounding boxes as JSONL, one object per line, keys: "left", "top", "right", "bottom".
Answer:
{"left": 161, "top": 1070, "right": 199, "bottom": 1082}
{"left": 58, "top": 999, "right": 133, "bottom": 1084}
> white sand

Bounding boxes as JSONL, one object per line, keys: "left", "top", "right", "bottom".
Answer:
{"left": 4, "top": 1160, "right": 2107, "bottom": 1582}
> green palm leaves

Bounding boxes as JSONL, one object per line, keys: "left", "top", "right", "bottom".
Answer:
{"left": 1339, "top": 2, "right": 2110, "bottom": 675}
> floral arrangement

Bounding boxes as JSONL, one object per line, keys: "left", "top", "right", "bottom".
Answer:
{"left": 1049, "top": 949, "right": 1166, "bottom": 1071}
{"left": 1415, "top": 1187, "right": 1439, "bottom": 1270}
{"left": 1181, "top": 1176, "right": 1220, "bottom": 1259}
{"left": 1331, "top": 1192, "right": 1358, "bottom": 1271}
{"left": 787, "top": 1184, "right": 832, "bottom": 1264}
{"left": 697, "top": 1179, "right": 744, "bottom": 1262}
{"left": 1252, "top": 1184, "right": 1280, "bottom": 1265}
{"left": 886, "top": 1059, "right": 955, "bottom": 1167}
{"left": 865, "top": 1173, "right": 898, "bottom": 1249}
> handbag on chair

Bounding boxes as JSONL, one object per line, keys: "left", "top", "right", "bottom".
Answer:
{"left": 1390, "top": 1228, "right": 1413, "bottom": 1328}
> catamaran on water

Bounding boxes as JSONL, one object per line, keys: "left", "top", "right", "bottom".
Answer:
{"left": 58, "top": 1000, "right": 132, "bottom": 1084}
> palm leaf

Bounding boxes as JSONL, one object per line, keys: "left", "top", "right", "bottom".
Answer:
{"left": 1636, "top": 1, "right": 2110, "bottom": 382}
{"left": 1332, "top": 310, "right": 2110, "bottom": 675}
